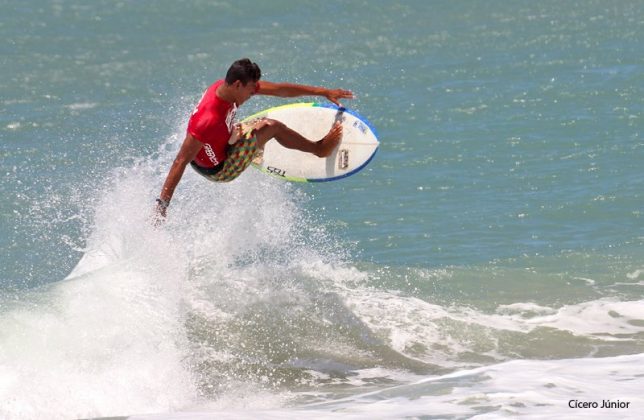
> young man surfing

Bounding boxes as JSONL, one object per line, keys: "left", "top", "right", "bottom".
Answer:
{"left": 155, "top": 58, "right": 353, "bottom": 220}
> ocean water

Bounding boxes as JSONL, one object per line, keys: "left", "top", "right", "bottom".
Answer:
{"left": 1, "top": 0, "right": 643, "bottom": 418}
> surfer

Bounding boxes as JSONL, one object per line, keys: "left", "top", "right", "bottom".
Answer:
{"left": 154, "top": 58, "right": 353, "bottom": 220}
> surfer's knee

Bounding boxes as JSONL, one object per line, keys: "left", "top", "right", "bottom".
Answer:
{"left": 260, "top": 118, "right": 285, "bottom": 132}
{"left": 253, "top": 118, "right": 285, "bottom": 145}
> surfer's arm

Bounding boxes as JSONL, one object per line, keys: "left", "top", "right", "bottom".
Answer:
{"left": 257, "top": 81, "right": 353, "bottom": 106}
{"left": 156, "top": 133, "right": 202, "bottom": 218}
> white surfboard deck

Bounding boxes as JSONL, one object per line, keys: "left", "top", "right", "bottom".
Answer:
{"left": 242, "top": 102, "right": 379, "bottom": 182}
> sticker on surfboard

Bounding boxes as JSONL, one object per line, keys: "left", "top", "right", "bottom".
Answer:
{"left": 241, "top": 103, "right": 379, "bottom": 182}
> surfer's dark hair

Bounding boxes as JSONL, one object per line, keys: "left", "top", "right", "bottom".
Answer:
{"left": 225, "top": 58, "right": 261, "bottom": 85}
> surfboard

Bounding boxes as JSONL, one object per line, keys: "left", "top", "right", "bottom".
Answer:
{"left": 241, "top": 102, "right": 379, "bottom": 182}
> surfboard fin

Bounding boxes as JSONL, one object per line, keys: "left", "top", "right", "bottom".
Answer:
{"left": 334, "top": 107, "right": 346, "bottom": 125}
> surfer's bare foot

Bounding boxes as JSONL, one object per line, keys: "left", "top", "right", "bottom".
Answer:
{"left": 315, "top": 122, "right": 342, "bottom": 157}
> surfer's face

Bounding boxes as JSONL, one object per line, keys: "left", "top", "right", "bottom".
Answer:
{"left": 232, "top": 80, "right": 258, "bottom": 105}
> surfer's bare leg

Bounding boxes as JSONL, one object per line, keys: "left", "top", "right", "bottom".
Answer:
{"left": 250, "top": 118, "right": 342, "bottom": 158}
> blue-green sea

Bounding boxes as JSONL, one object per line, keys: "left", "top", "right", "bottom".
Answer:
{"left": 1, "top": 1, "right": 643, "bottom": 418}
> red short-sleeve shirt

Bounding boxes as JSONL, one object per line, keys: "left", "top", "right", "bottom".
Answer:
{"left": 187, "top": 80, "right": 237, "bottom": 167}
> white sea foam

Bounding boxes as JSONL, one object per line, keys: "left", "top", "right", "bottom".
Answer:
{"left": 339, "top": 287, "right": 644, "bottom": 368}
{"left": 127, "top": 354, "right": 644, "bottom": 419}
{"left": 0, "top": 263, "right": 197, "bottom": 419}
{"left": 0, "top": 168, "right": 199, "bottom": 418}
{"left": 2, "top": 114, "right": 643, "bottom": 420}
{"left": 303, "top": 353, "right": 644, "bottom": 419}
{"left": 0, "top": 132, "right": 351, "bottom": 419}
{"left": 2, "top": 165, "right": 643, "bottom": 419}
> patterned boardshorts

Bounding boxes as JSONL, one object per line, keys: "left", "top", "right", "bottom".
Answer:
{"left": 190, "top": 134, "right": 258, "bottom": 183}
